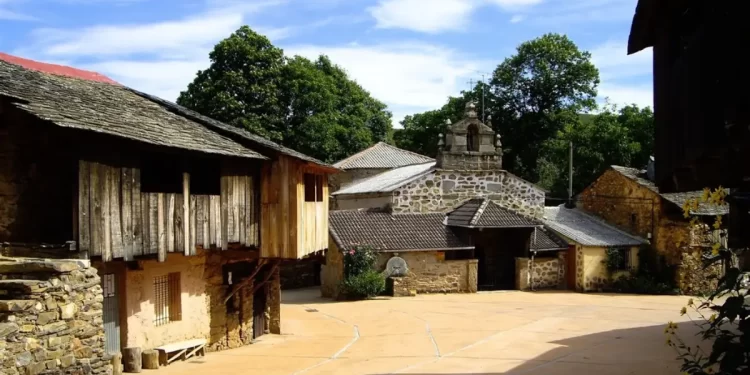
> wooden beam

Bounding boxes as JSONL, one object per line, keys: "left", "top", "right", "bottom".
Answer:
{"left": 166, "top": 193, "right": 175, "bottom": 253}
{"left": 110, "top": 168, "right": 123, "bottom": 260}
{"left": 202, "top": 197, "right": 209, "bottom": 249}
{"left": 189, "top": 196, "right": 197, "bottom": 255}
{"left": 102, "top": 165, "right": 112, "bottom": 262}
{"left": 209, "top": 195, "right": 217, "bottom": 247}
{"left": 132, "top": 168, "right": 143, "bottom": 257}
{"left": 157, "top": 193, "right": 166, "bottom": 262}
{"left": 90, "top": 163, "right": 103, "bottom": 257}
{"left": 175, "top": 193, "right": 184, "bottom": 254}
{"left": 141, "top": 192, "right": 150, "bottom": 255}
{"left": 121, "top": 168, "right": 133, "bottom": 261}
{"left": 78, "top": 160, "right": 91, "bottom": 252}
{"left": 220, "top": 175, "right": 229, "bottom": 250}
{"left": 149, "top": 194, "right": 158, "bottom": 254}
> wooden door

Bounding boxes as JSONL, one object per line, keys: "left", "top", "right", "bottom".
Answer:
{"left": 252, "top": 284, "right": 267, "bottom": 339}
{"left": 567, "top": 246, "right": 577, "bottom": 290}
{"left": 102, "top": 273, "right": 121, "bottom": 354}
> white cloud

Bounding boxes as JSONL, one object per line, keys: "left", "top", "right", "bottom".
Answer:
{"left": 590, "top": 40, "right": 653, "bottom": 108}
{"left": 368, "top": 0, "right": 542, "bottom": 33}
{"left": 509, "top": 14, "right": 525, "bottom": 23}
{"left": 368, "top": 0, "right": 475, "bottom": 33}
{"left": 286, "top": 42, "right": 489, "bottom": 126}
{"left": 525, "top": 0, "right": 636, "bottom": 25}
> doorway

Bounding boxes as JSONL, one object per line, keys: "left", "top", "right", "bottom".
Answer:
{"left": 102, "top": 273, "right": 121, "bottom": 354}
{"left": 252, "top": 267, "right": 268, "bottom": 339}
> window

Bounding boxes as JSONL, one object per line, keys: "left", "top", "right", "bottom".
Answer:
{"left": 190, "top": 159, "right": 221, "bottom": 195}
{"left": 153, "top": 273, "right": 181, "bottom": 326}
{"left": 630, "top": 213, "right": 637, "bottom": 229}
{"left": 466, "top": 124, "right": 479, "bottom": 152}
{"left": 304, "top": 173, "right": 324, "bottom": 202}
{"left": 606, "top": 248, "right": 631, "bottom": 271}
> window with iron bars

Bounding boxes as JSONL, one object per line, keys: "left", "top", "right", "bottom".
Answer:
{"left": 153, "top": 273, "right": 181, "bottom": 326}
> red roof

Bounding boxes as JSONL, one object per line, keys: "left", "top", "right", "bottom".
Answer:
{"left": 0, "top": 52, "right": 118, "bottom": 84}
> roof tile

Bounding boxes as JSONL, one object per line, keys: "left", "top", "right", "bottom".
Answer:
{"left": 333, "top": 162, "right": 435, "bottom": 195}
{"left": 542, "top": 206, "right": 647, "bottom": 247}
{"left": 333, "top": 142, "right": 434, "bottom": 169}
{"left": 447, "top": 199, "right": 539, "bottom": 228}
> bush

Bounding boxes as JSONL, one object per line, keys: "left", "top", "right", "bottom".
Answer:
{"left": 341, "top": 269, "right": 386, "bottom": 299}
{"left": 609, "top": 274, "right": 678, "bottom": 295}
{"left": 343, "top": 246, "right": 377, "bottom": 278}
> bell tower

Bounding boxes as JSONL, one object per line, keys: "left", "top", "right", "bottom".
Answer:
{"left": 437, "top": 102, "right": 502, "bottom": 170}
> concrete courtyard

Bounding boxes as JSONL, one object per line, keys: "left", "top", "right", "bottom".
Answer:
{"left": 159, "top": 288, "right": 700, "bottom": 375}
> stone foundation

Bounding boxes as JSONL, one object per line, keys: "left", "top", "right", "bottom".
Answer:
{"left": 678, "top": 251, "right": 724, "bottom": 296}
{"left": 0, "top": 258, "right": 111, "bottom": 375}
{"left": 321, "top": 243, "right": 344, "bottom": 299}
{"left": 391, "top": 169, "right": 544, "bottom": 218}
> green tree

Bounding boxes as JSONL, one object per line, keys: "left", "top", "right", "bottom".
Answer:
{"left": 539, "top": 103, "right": 653, "bottom": 196}
{"left": 489, "top": 33, "right": 600, "bottom": 182}
{"left": 177, "top": 26, "right": 286, "bottom": 142}
{"left": 178, "top": 26, "right": 392, "bottom": 162}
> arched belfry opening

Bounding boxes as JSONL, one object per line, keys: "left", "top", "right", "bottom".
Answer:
{"left": 437, "top": 102, "right": 503, "bottom": 170}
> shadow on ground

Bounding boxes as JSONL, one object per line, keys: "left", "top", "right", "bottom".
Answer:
{"left": 368, "top": 322, "right": 706, "bottom": 375}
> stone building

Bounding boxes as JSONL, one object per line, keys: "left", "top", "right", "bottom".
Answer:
{"left": 0, "top": 54, "right": 334, "bottom": 366}
{"left": 541, "top": 206, "right": 647, "bottom": 292}
{"left": 323, "top": 103, "right": 563, "bottom": 295}
{"left": 577, "top": 162, "right": 729, "bottom": 293}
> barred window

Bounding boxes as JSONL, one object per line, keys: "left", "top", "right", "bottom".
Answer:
{"left": 153, "top": 273, "right": 181, "bottom": 326}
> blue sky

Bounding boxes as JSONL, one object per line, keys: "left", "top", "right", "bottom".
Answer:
{"left": 0, "top": 0, "right": 652, "bottom": 126}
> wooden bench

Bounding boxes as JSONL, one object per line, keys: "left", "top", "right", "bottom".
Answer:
{"left": 155, "top": 338, "right": 207, "bottom": 366}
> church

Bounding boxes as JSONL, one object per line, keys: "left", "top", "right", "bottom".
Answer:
{"left": 322, "top": 103, "right": 571, "bottom": 297}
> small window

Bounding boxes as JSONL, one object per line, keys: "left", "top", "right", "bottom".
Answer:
{"left": 304, "top": 173, "right": 324, "bottom": 202}
{"left": 153, "top": 273, "right": 181, "bottom": 326}
{"left": 466, "top": 124, "right": 479, "bottom": 152}
{"left": 190, "top": 159, "right": 221, "bottom": 195}
{"left": 608, "top": 248, "right": 631, "bottom": 271}
{"left": 630, "top": 213, "right": 637, "bottom": 229}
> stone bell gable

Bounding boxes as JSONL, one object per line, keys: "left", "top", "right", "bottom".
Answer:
{"left": 437, "top": 102, "right": 502, "bottom": 170}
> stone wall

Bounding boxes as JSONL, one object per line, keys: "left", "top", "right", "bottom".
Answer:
{"left": 0, "top": 258, "right": 111, "bottom": 375}
{"left": 391, "top": 169, "right": 545, "bottom": 218}
{"left": 575, "top": 246, "right": 638, "bottom": 292}
{"left": 515, "top": 253, "right": 566, "bottom": 290}
{"left": 678, "top": 251, "right": 724, "bottom": 296}
{"left": 377, "top": 252, "right": 478, "bottom": 295}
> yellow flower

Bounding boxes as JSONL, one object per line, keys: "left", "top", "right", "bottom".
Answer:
{"left": 687, "top": 298, "right": 694, "bottom": 306}
{"left": 709, "top": 314, "right": 717, "bottom": 323}
{"left": 666, "top": 338, "right": 672, "bottom": 346}
{"left": 711, "top": 243, "right": 721, "bottom": 256}
{"left": 701, "top": 188, "right": 710, "bottom": 202}
{"left": 680, "top": 307, "right": 687, "bottom": 316}
{"left": 713, "top": 216, "right": 722, "bottom": 229}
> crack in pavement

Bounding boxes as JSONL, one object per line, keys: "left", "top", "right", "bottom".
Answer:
{"left": 390, "top": 309, "right": 442, "bottom": 358}
{"left": 290, "top": 305, "right": 360, "bottom": 375}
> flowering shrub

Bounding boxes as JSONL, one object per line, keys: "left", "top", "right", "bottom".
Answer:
{"left": 666, "top": 187, "right": 749, "bottom": 374}
{"left": 341, "top": 246, "right": 384, "bottom": 299}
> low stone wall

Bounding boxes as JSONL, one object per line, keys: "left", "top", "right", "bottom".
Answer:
{"left": 0, "top": 257, "right": 111, "bottom": 375}
{"left": 516, "top": 253, "right": 565, "bottom": 290}
{"left": 379, "top": 252, "right": 478, "bottom": 295}
{"left": 678, "top": 250, "right": 724, "bottom": 296}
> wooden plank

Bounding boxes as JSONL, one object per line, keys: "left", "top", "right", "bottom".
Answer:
{"left": 233, "top": 176, "right": 240, "bottom": 243}
{"left": 202, "top": 197, "right": 210, "bottom": 249}
{"left": 238, "top": 175, "right": 246, "bottom": 246}
{"left": 208, "top": 195, "right": 217, "bottom": 247}
{"left": 149, "top": 194, "right": 158, "bottom": 254}
{"left": 214, "top": 195, "right": 222, "bottom": 249}
{"left": 102, "top": 165, "right": 112, "bottom": 262}
{"left": 89, "top": 163, "right": 103, "bottom": 257}
{"left": 189, "top": 196, "right": 197, "bottom": 255}
{"left": 245, "top": 175, "right": 252, "bottom": 246}
{"left": 157, "top": 193, "right": 166, "bottom": 261}
{"left": 226, "top": 176, "right": 235, "bottom": 243}
{"left": 220, "top": 175, "right": 229, "bottom": 250}
{"left": 166, "top": 193, "right": 175, "bottom": 253}
{"left": 121, "top": 168, "right": 133, "bottom": 261}
{"left": 109, "top": 168, "right": 124, "bottom": 260}
{"left": 175, "top": 194, "right": 184, "bottom": 254}
{"left": 141, "top": 192, "right": 150, "bottom": 255}
{"left": 196, "top": 196, "right": 204, "bottom": 246}
{"left": 183, "top": 173, "right": 190, "bottom": 256}
{"left": 78, "top": 160, "right": 91, "bottom": 252}
{"left": 132, "top": 168, "right": 143, "bottom": 256}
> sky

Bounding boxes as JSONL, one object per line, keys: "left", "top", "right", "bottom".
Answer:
{"left": 0, "top": 0, "right": 653, "bottom": 126}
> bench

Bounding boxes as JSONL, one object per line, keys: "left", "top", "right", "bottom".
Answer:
{"left": 155, "top": 338, "right": 207, "bottom": 366}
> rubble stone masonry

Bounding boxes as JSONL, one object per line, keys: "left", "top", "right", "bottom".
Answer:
{"left": 0, "top": 257, "right": 111, "bottom": 375}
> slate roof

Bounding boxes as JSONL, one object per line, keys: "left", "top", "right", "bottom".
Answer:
{"left": 530, "top": 227, "right": 569, "bottom": 252}
{"left": 610, "top": 165, "right": 728, "bottom": 216}
{"left": 542, "top": 206, "right": 648, "bottom": 247}
{"left": 333, "top": 142, "right": 434, "bottom": 169}
{"left": 136, "top": 90, "right": 334, "bottom": 170}
{"left": 0, "top": 59, "right": 264, "bottom": 160}
{"left": 446, "top": 199, "right": 540, "bottom": 228}
{"left": 333, "top": 162, "right": 436, "bottom": 196}
{"left": 329, "top": 209, "right": 472, "bottom": 252}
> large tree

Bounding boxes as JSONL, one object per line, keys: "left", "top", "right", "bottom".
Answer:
{"left": 177, "top": 26, "right": 392, "bottom": 162}
{"left": 490, "top": 33, "right": 600, "bottom": 182}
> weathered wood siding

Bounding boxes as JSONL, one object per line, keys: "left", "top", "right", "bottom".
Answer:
{"left": 78, "top": 160, "right": 259, "bottom": 261}
{"left": 260, "top": 155, "right": 329, "bottom": 259}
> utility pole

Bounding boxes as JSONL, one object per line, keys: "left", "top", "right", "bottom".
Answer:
{"left": 568, "top": 141, "right": 573, "bottom": 208}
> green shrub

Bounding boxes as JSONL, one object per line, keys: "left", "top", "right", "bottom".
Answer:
{"left": 609, "top": 274, "right": 678, "bottom": 295}
{"left": 343, "top": 246, "right": 377, "bottom": 278}
{"left": 341, "top": 269, "right": 385, "bottom": 299}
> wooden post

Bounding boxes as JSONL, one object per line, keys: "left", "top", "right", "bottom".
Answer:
{"left": 111, "top": 352, "right": 123, "bottom": 375}
{"left": 183, "top": 172, "right": 190, "bottom": 256}
{"left": 122, "top": 347, "right": 142, "bottom": 373}
{"left": 142, "top": 349, "right": 159, "bottom": 370}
